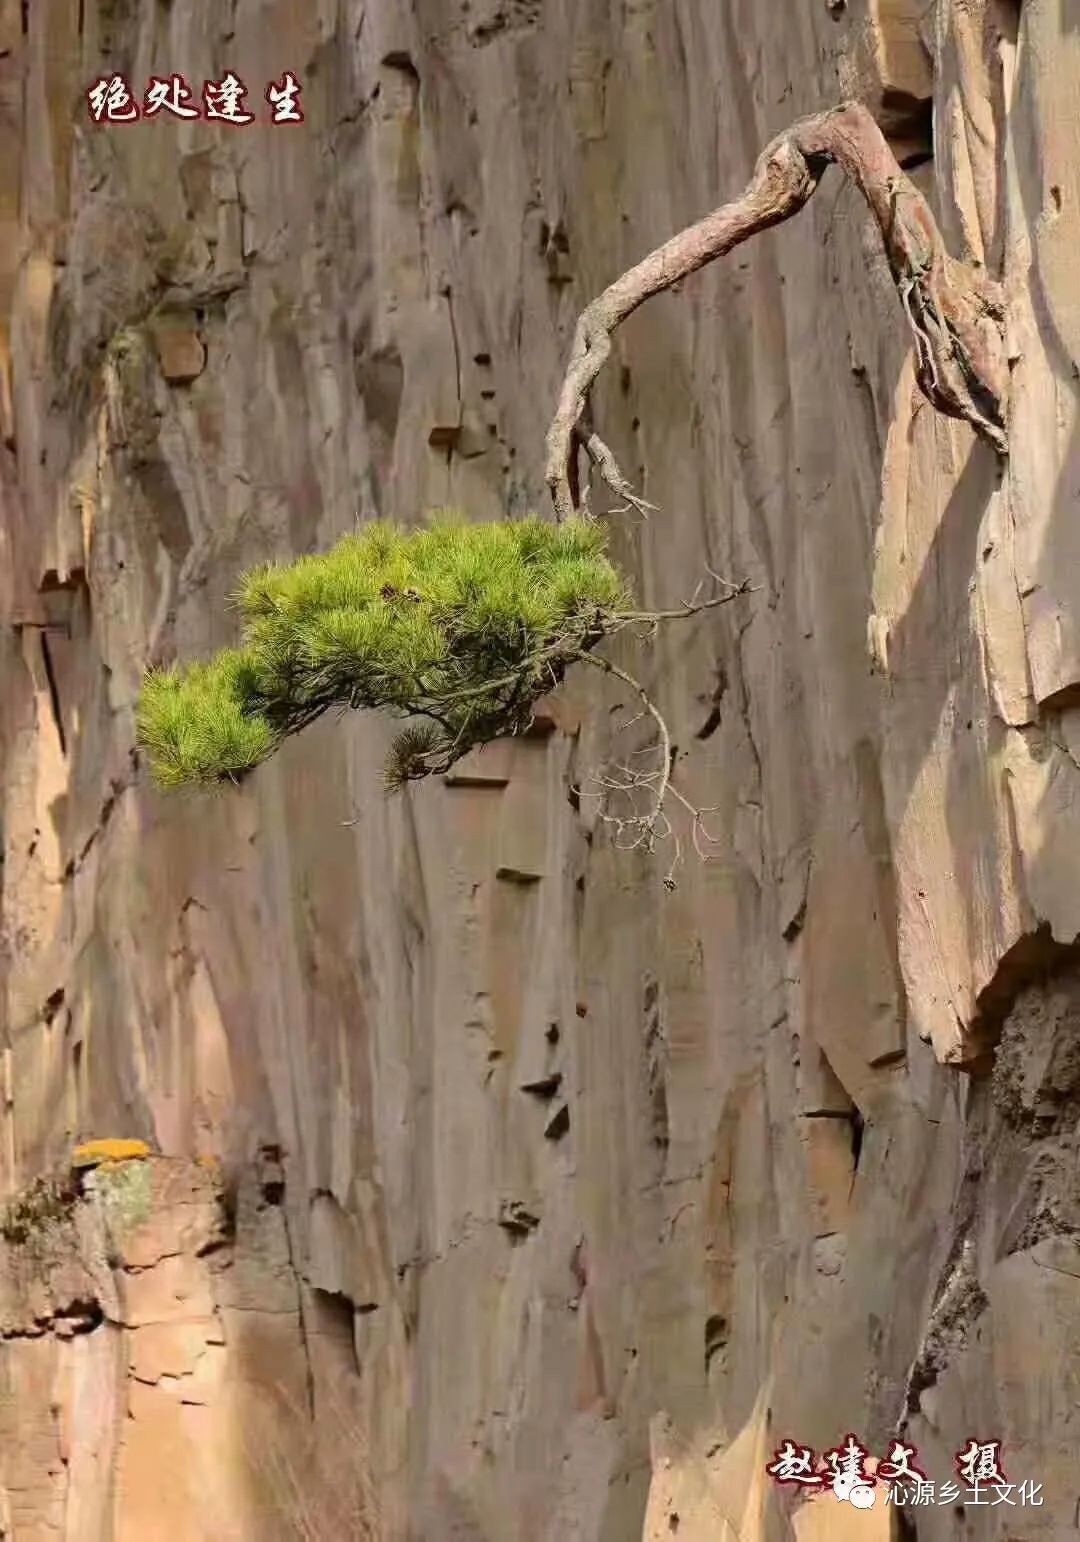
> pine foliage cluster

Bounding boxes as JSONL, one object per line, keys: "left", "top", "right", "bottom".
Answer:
{"left": 136, "top": 513, "right": 631, "bottom": 791}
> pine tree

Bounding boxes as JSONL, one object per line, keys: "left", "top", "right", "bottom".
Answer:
{"left": 136, "top": 512, "right": 630, "bottom": 790}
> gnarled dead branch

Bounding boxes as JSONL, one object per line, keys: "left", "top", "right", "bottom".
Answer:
{"left": 545, "top": 101, "right": 1008, "bottom": 521}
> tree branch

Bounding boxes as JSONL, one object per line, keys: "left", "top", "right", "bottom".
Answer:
{"left": 545, "top": 101, "right": 1008, "bottom": 521}
{"left": 577, "top": 651, "right": 675, "bottom": 841}
{"left": 574, "top": 647, "right": 726, "bottom": 890}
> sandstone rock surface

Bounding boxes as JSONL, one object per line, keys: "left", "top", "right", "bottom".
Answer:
{"left": 1, "top": 0, "right": 1079, "bottom": 1537}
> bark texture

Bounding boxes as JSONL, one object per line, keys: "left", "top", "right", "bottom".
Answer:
{"left": 1, "top": 1, "right": 1080, "bottom": 1539}
{"left": 546, "top": 100, "right": 1008, "bottom": 522}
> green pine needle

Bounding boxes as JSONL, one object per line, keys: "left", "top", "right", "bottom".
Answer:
{"left": 137, "top": 512, "right": 632, "bottom": 791}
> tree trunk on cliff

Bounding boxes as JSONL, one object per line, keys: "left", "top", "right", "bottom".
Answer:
{"left": 546, "top": 101, "right": 1008, "bottom": 522}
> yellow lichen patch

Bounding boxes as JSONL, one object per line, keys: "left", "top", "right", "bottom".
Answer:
{"left": 71, "top": 1138, "right": 152, "bottom": 1169}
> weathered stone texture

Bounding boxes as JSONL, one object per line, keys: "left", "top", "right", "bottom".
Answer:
{"left": 0, "top": 0, "right": 1079, "bottom": 1537}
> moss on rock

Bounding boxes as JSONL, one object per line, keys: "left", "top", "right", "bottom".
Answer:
{"left": 0, "top": 1176, "right": 78, "bottom": 1246}
{"left": 94, "top": 1157, "right": 153, "bottom": 1237}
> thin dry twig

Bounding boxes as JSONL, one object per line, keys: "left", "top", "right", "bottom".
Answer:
{"left": 614, "top": 570, "right": 756, "bottom": 627}
{"left": 380, "top": 562, "right": 756, "bottom": 787}
{"left": 566, "top": 562, "right": 751, "bottom": 888}
{"left": 575, "top": 649, "right": 725, "bottom": 892}
{"left": 545, "top": 100, "right": 1008, "bottom": 522}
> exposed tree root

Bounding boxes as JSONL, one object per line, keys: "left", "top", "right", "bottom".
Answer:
{"left": 545, "top": 101, "right": 1008, "bottom": 522}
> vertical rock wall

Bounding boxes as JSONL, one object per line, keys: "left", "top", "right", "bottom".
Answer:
{"left": 0, "top": 0, "right": 1078, "bottom": 1536}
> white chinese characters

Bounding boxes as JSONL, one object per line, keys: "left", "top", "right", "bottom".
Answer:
{"left": 766, "top": 1435, "right": 1044, "bottom": 1512}
{"left": 144, "top": 75, "right": 199, "bottom": 120}
{"left": 86, "top": 75, "right": 138, "bottom": 124}
{"left": 265, "top": 72, "right": 304, "bottom": 124}
{"left": 86, "top": 73, "right": 304, "bottom": 125}
{"left": 822, "top": 1435, "right": 877, "bottom": 1509}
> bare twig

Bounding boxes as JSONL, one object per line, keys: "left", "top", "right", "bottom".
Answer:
{"left": 613, "top": 574, "right": 757, "bottom": 625}
{"left": 575, "top": 650, "right": 725, "bottom": 891}
{"left": 380, "top": 562, "right": 755, "bottom": 786}
{"left": 545, "top": 100, "right": 1008, "bottom": 521}
{"left": 578, "top": 652, "right": 674, "bottom": 835}
{"left": 566, "top": 564, "right": 746, "bottom": 886}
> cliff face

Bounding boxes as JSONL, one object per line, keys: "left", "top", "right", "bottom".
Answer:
{"left": 0, "top": 0, "right": 1078, "bottom": 1536}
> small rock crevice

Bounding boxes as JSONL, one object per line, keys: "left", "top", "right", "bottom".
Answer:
{"left": 897, "top": 1232, "right": 988, "bottom": 1430}
{"left": 643, "top": 972, "right": 670, "bottom": 1154}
